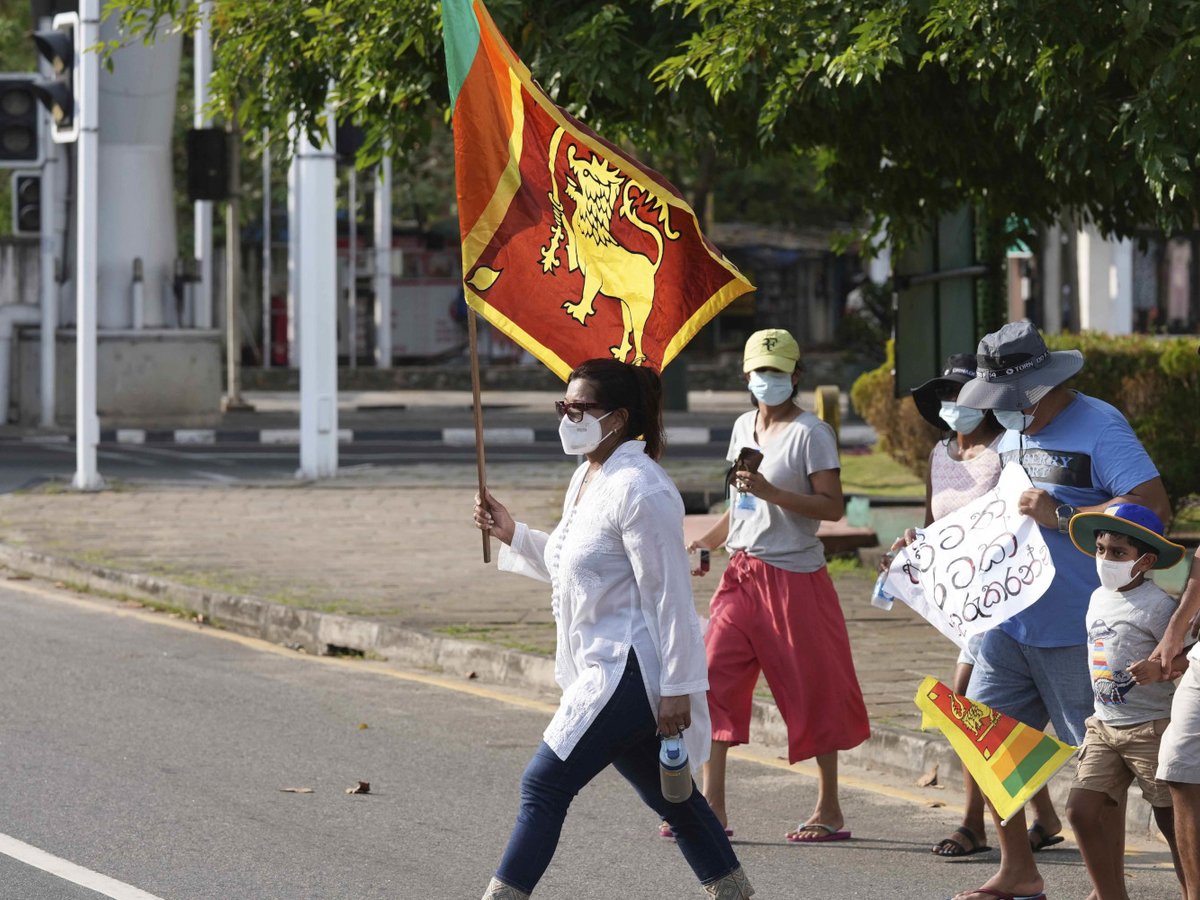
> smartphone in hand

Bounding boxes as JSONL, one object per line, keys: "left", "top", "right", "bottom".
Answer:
{"left": 735, "top": 447, "right": 764, "bottom": 474}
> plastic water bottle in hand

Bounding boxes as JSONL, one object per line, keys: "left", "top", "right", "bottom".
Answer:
{"left": 659, "top": 735, "right": 692, "bottom": 803}
{"left": 870, "top": 572, "right": 895, "bottom": 611}
{"left": 871, "top": 551, "right": 896, "bottom": 611}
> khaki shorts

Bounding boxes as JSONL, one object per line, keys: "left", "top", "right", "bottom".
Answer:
{"left": 1159, "top": 664, "right": 1200, "bottom": 784}
{"left": 1072, "top": 716, "right": 1173, "bottom": 807}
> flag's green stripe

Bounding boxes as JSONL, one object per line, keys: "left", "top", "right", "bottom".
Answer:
{"left": 1001, "top": 736, "right": 1059, "bottom": 794}
{"left": 441, "top": 0, "right": 480, "bottom": 112}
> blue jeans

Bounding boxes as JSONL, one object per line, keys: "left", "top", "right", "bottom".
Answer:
{"left": 495, "top": 651, "right": 741, "bottom": 894}
{"left": 967, "top": 629, "right": 1092, "bottom": 746}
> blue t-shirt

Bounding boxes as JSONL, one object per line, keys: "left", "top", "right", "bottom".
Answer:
{"left": 996, "top": 392, "right": 1160, "bottom": 647}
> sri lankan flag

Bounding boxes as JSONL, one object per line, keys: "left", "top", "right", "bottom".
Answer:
{"left": 440, "top": 0, "right": 754, "bottom": 379}
{"left": 914, "top": 676, "right": 1078, "bottom": 823}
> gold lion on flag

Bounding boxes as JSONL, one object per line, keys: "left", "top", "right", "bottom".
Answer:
{"left": 540, "top": 127, "right": 680, "bottom": 366}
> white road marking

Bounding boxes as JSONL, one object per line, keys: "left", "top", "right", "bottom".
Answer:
{"left": 0, "top": 832, "right": 165, "bottom": 899}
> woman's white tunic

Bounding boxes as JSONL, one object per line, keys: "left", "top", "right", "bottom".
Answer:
{"left": 498, "top": 440, "right": 711, "bottom": 772}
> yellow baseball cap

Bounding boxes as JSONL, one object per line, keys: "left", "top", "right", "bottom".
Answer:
{"left": 743, "top": 329, "right": 801, "bottom": 373}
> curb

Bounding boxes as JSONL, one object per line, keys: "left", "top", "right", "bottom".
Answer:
{"left": 7, "top": 426, "right": 735, "bottom": 448}
{"left": 0, "top": 541, "right": 1164, "bottom": 839}
{"left": 4, "top": 423, "right": 879, "bottom": 449}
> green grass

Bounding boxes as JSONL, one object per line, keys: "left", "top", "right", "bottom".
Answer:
{"left": 840, "top": 450, "right": 924, "bottom": 498}
{"left": 1173, "top": 497, "right": 1200, "bottom": 534}
{"left": 826, "top": 555, "right": 865, "bottom": 576}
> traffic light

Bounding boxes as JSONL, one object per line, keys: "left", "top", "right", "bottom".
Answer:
{"left": 336, "top": 122, "right": 365, "bottom": 167}
{"left": 186, "top": 128, "right": 231, "bottom": 201}
{"left": 10, "top": 171, "right": 41, "bottom": 236}
{"left": 30, "top": 12, "right": 79, "bottom": 144}
{"left": 0, "top": 76, "right": 42, "bottom": 167}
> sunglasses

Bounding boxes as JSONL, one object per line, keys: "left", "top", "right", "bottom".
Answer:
{"left": 555, "top": 400, "right": 607, "bottom": 423}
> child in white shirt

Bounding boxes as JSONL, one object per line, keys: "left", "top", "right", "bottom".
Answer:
{"left": 1067, "top": 503, "right": 1190, "bottom": 900}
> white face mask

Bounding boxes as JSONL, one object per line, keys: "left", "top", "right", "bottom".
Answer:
{"left": 995, "top": 399, "right": 1040, "bottom": 434}
{"left": 558, "top": 410, "right": 615, "bottom": 456}
{"left": 939, "top": 401, "right": 986, "bottom": 435}
{"left": 748, "top": 371, "right": 794, "bottom": 406}
{"left": 1096, "top": 554, "right": 1146, "bottom": 592}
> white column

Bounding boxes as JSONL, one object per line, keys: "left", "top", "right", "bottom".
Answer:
{"left": 1078, "top": 223, "right": 1115, "bottom": 332}
{"left": 261, "top": 132, "right": 271, "bottom": 368}
{"left": 373, "top": 156, "right": 392, "bottom": 368}
{"left": 1111, "top": 236, "right": 1134, "bottom": 335}
{"left": 294, "top": 110, "right": 338, "bottom": 478}
{"left": 286, "top": 132, "right": 299, "bottom": 368}
{"left": 347, "top": 168, "right": 356, "bottom": 369}
{"left": 193, "top": 0, "right": 213, "bottom": 329}
{"left": 74, "top": 0, "right": 101, "bottom": 490}
{"left": 1041, "top": 224, "right": 1063, "bottom": 334}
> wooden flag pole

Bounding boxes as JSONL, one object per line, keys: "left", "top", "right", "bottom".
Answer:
{"left": 467, "top": 308, "right": 491, "bottom": 563}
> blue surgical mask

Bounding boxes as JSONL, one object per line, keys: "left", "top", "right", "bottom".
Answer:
{"left": 747, "top": 371, "right": 794, "bottom": 406}
{"left": 939, "top": 401, "right": 986, "bottom": 435}
{"left": 995, "top": 408, "right": 1035, "bottom": 433}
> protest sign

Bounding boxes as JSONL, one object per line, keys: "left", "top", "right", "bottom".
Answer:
{"left": 879, "top": 463, "right": 1056, "bottom": 649}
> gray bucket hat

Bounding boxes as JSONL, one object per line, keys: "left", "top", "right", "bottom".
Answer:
{"left": 956, "top": 321, "right": 1083, "bottom": 410}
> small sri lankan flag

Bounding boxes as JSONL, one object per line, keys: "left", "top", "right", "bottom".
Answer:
{"left": 914, "top": 676, "right": 1078, "bottom": 823}
{"left": 440, "top": 0, "right": 754, "bottom": 379}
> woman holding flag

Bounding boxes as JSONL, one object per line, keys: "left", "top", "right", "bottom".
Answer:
{"left": 472, "top": 359, "right": 753, "bottom": 900}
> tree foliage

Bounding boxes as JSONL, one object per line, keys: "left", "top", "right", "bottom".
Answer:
{"left": 656, "top": 0, "right": 1200, "bottom": 243}
{"left": 106, "top": 0, "right": 1200, "bottom": 245}
{"left": 105, "top": 1, "right": 758, "bottom": 212}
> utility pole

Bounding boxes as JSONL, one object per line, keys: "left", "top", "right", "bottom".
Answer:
{"left": 374, "top": 156, "right": 392, "bottom": 368}
{"left": 222, "top": 109, "right": 250, "bottom": 410}
{"left": 36, "top": 13, "right": 59, "bottom": 428}
{"left": 292, "top": 108, "right": 339, "bottom": 478}
{"left": 193, "top": 0, "right": 213, "bottom": 329}
{"left": 74, "top": 0, "right": 100, "bottom": 489}
{"left": 347, "top": 167, "right": 357, "bottom": 369}
{"left": 261, "top": 129, "right": 271, "bottom": 369}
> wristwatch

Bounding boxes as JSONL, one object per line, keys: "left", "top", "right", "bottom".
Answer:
{"left": 1056, "top": 503, "right": 1077, "bottom": 534}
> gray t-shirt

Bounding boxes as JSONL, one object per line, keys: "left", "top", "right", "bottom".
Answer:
{"left": 724, "top": 409, "right": 840, "bottom": 573}
{"left": 1086, "top": 580, "right": 1182, "bottom": 725}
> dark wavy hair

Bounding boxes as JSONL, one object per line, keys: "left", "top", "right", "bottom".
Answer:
{"left": 568, "top": 359, "right": 666, "bottom": 460}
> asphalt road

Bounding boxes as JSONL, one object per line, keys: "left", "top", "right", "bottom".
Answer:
{"left": 0, "top": 441, "right": 725, "bottom": 494}
{"left": 0, "top": 580, "right": 1181, "bottom": 899}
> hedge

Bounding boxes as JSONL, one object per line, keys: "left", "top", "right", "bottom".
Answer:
{"left": 850, "top": 333, "right": 1200, "bottom": 506}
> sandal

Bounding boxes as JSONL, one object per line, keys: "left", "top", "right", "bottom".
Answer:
{"left": 785, "top": 821, "right": 851, "bottom": 843}
{"left": 1027, "top": 822, "right": 1064, "bottom": 852}
{"left": 932, "top": 825, "right": 991, "bottom": 858}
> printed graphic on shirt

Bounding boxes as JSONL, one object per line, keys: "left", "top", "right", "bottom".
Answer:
{"left": 1089, "top": 619, "right": 1134, "bottom": 705}
{"left": 1000, "top": 448, "right": 1094, "bottom": 489}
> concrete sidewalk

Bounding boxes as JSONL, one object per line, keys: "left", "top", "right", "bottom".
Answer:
{"left": 0, "top": 470, "right": 1168, "bottom": 838}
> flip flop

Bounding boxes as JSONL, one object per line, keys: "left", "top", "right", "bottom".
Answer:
{"left": 785, "top": 822, "right": 852, "bottom": 843}
{"left": 945, "top": 889, "right": 1047, "bottom": 900}
{"left": 1027, "top": 822, "right": 1065, "bottom": 852}
{"left": 932, "top": 825, "right": 992, "bottom": 858}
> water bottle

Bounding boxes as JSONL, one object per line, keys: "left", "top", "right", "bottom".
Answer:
{"left": 659, "top": 735, "right": 693, "bottom": 803}
{"left": 870, "top": 571, "right": 894, "bottom": 611}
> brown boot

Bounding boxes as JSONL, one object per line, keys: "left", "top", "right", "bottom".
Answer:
{"left": 702, "top": 866, "right": 755, "bottom": 899}
{"left": 481, "top": 877, "right": 530, "bottom": 900}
